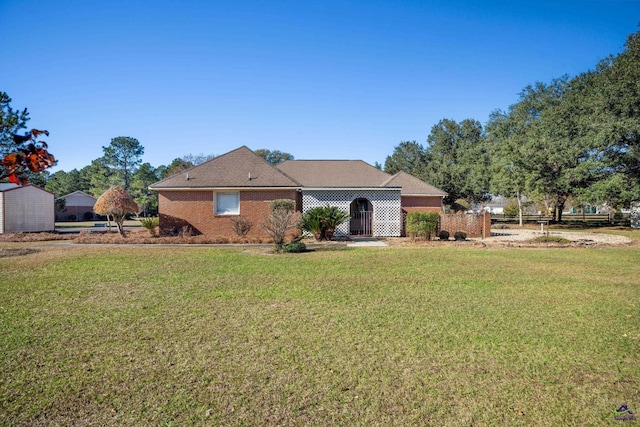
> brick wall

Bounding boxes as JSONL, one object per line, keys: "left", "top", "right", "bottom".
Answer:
{"left": 401, "top": 195, "right": 443, "bottom": 211}
{"left": 158, "top": 189, "right": 300, "bottom": 239}
{"left": 439, "top": 211, "right": 491, "bottom": 238}
{"left": 400, "top": 196, "right": 443, "bottom": 236}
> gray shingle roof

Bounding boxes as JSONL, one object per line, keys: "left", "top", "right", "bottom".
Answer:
{"left": 149, "top": 146, "right": 446, "bottom": 197}
{"left": 150, "top": 146, "right": 300, "bottom": 189}
{"left": 277, "top": 160, "right": 392, "bottom": 187}
{"left": 382, "top": 172, "right": 448, "bottom": 196}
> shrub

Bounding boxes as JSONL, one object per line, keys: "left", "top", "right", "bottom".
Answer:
{"left": 261, "top": 199, "right": 300, "bottom": 251}
{"left": 438, "top": 230, "right": 450, "bottom": 240}
{"left": 283, "top": 241, "right": 307, "bottom": 253}
{"left": 454, "top": 231, "right": 467, "bottom": 241}
{"left": 179, "top": 225, "right": 193, "bottom": 237}
{"left": 301, "top": 205, "right": 350, "bottom": 241}
{"left": 230, "top": 217, "right": 253, "bottom": 237}
{"left": 68, "top": 214, "right": 77, "bottom": 221}
{"left": 139, "top": 216, "right": 159, "bottom": 236}
{"left": 83, "top": 211, "right": 94, "bottom": 220}
{"left": 503, "top": 199, "right": 520, "bottom": 217}
{"left": 533, "top": 235, "right": 571, "bottom": 244}
{"left": 406, "top": 212, "right": 441, "bottom": 240}
{"left": 269, "top": 199, "right": 295, "bottom": 212}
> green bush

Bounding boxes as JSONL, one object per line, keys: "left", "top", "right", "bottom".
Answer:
{"left": 453, "top": 231, "right": 467, "bottom": 241}
{"left": 301, "top": 205, "right": 350, "bottom": 241}
{"left": 438, "top": 230, "right": 450, "bottom": 240}
{"left": 406, "top": 211, "right": 441, "bottom": 240}
{"left": 283, "top": 241, "right": 307, "bottom": 253}
{"left": 139, "top": 217, "right": 160, "bottom": 236}
{"left": 503, "top": 199, "right": 520, "bottom": 217}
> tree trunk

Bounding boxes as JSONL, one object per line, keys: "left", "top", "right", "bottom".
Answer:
{"left": 556, "top": 195, "right": 567, "bottom": 223}
{"left": 517, "top": 191, "right": 524, "bottom": 227}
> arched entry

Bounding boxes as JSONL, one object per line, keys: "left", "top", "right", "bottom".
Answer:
{"left": 350, "top": 198, "right": 373, "bottom": 236}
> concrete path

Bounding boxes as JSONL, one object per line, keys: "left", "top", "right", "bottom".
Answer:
{"left": 347, "top": 237, "right": 388, "bottom": 247}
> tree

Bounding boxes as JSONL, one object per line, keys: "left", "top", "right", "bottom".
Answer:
{"left": 93, "top": 186, "right": 139, "bottom": 237}
{"left": 424, "top": 119, "right": 490, "bottom": 205}
{"left": 84, "top": 158, "right": 117, "bottom": 197}
{"left": 383, "top": 141, "right": 429, "bottom": 179}
{"left": 101, "top": 136, "right": 144, "bottom": 190}
{"left": 182, "top": 153, "right": 216, "bottom": 166}
{"left": 160, "top": 157, "right": 192, "bottom": 178}
{"left": 45, "top": 169, "right": 84, "bottom": 196}
{"left": 576, "top": 29, "right": 640, "bottom": 206}
{"left": 486, "top": 109, "right": 534, "bottom": 226}
{"left": 255, "top": 149, "right": 294, "bottom": 165}
{"left": 0, "top": 92, "right": 55, "bottom": 185}
{"left": 130, "top": 162, "right": 160, "bottom": 215}
{"left": 158, "top": 153, "right": 215, "bottom": 179}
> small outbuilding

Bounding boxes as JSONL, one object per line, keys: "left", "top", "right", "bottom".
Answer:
{"left": 0, "top": 183, "right": 55, "bottom": 233}
{"left": 55, "top": 190, "right": 97, "bottom": 221}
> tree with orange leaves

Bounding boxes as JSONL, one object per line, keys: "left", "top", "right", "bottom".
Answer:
{"left": 0, "top": 92, "right": 55, "bottom": 185}
{"left": 94, "top": 187, "right": 139, "bottom": 237}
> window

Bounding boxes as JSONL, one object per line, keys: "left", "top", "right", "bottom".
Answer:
{"left": 215, "top": 192, "right": 239, "bottom": 215}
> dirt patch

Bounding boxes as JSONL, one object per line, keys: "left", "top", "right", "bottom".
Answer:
{"left": 0, "top": 232, "right": 71, "bottom": 243}
{"left": 0, "top": 248, "right": 41, "bottom": 258}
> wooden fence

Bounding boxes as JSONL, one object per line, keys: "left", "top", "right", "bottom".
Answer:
{"left": 491, "top": 213, "right": 629, "bottom": 225}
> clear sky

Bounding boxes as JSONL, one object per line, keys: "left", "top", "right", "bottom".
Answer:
{"left": 1, "top": 0, "right": 638, "bottom": 173}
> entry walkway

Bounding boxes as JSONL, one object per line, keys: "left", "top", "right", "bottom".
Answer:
{"left": 347, "top": 237, "right": 388, "bottom": 247}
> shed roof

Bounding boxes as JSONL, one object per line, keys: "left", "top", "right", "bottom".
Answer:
{"left": 0, "top": 183, "right": 19, "bottom": 191}
{"left": 150, "top": 146, "right": 300, "bottom": 189}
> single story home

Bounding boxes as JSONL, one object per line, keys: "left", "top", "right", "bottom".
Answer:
{"left": 0, "top": 183, "right": 55, "bottom": 233}
{"left": 149, "top": 146, "right": 447, "bottom": 238}
{"left": 55, "top": 190, "right": 97, "bottom": 221}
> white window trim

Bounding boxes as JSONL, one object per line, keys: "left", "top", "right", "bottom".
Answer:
{"left": 215, "top": 191, "right": 240, "bottom": 215}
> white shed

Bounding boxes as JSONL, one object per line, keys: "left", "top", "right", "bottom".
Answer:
{"left": 0, "top": 184, "right": 55, "bottom": 233}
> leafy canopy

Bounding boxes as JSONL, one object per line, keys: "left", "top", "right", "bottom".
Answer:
{"left": 0, "top": 92, "right": 55, "bottom": 185}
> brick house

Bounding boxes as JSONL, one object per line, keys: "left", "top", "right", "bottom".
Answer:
{"left": 149, "top": 146, "right": 447, "bottom": 239}
{"left": 55, "top": 191, "right": 97, "bottom": 221}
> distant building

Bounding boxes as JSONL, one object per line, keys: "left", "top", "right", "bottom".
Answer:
{"left": 0, "top": 184, "right": 55, "bottom": 233}
{"left": 55, "top": 191, "right": 97, "bottom": 221}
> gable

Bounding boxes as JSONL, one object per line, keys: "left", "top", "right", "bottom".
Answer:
{"left": 59, "top": 191, "right": 97, "bottom": 206}
{"left": 383, "top": 172, "right": 447, "bottom": 197}
{"left": 150, "top": 146, "right": 300, "bottom": 190}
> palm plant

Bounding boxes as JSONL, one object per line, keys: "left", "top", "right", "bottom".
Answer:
{"left": 301, "top": 205, "right": 350, "bottom": 241}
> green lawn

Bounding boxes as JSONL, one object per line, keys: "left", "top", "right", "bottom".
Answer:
{"left": 1, "top": 244, "right": 638, "bottom": 426}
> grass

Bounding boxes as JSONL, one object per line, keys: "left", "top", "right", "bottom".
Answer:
{"left": 0, "top": 244, "right": 639, "bottom": 426}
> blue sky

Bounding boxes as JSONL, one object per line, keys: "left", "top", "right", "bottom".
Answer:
{"left": 1, "top": 0, "right": 638, "bottom": 173}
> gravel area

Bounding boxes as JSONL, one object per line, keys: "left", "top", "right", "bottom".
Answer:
{"left": 484, "top": 228, "right": 633, "bottom": 245}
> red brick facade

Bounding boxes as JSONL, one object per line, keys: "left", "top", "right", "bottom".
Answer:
{"left": 401, "top": 196, "right": 443, "bottom": 213}
{"left": 399, "top": 196, "right": 491, "bottom": 238}
{"left": 439, "top": 211, "right": 491, "bottom": 238}
{"left": 158, "top": 189, "right": 300, "bottom": 239}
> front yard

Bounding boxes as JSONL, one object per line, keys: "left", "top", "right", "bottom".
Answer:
{"left": 0, "top": 241, "right": 639, "bottom": 425}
